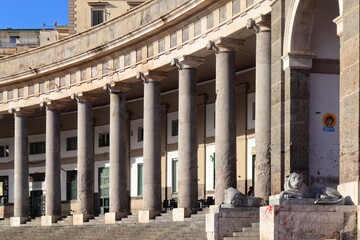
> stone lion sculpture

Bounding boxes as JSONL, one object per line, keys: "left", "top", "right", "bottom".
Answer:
{"left": 280, "top": 172, "right": 344, "bottom": 205}
{"left": 220, "top": 187, "right": 266, "bottom": 208}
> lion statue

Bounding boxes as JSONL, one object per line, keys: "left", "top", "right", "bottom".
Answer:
{"left": 220, "top": 187, "right": 266, "bottom": 208}
{"left": 280, "top": 172, "right": 344, "bottom": 205}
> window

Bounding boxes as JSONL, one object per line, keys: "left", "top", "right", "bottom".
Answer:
{"left": 99, "top": 133, "right": 110, "bottom": 147}
{"left": 0, "top": 176, "right": 9, "bottom": 204}
{"left": 172, "top": 158, "right": 178, "bottom": 193}
{"left": 137, "top": 163, "right": 143, "bottom": 196}
{"left": 137, "top": 127, "right": 144, "bottom": 142}
{"left": 158, "top": 38, "right": 165, "bottom": 53}
{"left": 170, "top": 33, "right": 177, "bottom": 48}
{"left": 66, "top": 170, "right": 77, "bottom": 200}
{"left": 0, "top": 145, "right": 9, "bottom": 158}
{"left": 9, "top": 36, "right": 19, "bottom": 43}
{"left": 66, "top": 137, "right": 77, "bottom": 151}
{"left": 92, "top": 9, "right": 105, "bottom": 26}
{"left": 29, "top": 141, "right": 45, "bottom": 155}
{"left": 171, "top": 120, "right": 178, "bottom": 136}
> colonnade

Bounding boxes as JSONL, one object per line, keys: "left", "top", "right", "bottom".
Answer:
{"left": 9, "top": 28, "right": 272, "bottom": 226}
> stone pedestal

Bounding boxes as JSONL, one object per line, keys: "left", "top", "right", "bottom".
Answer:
{"left": 105, "top": 211, "right": 127, "bottom": 224}
{"left": 206, "top": 205, "right": 259, "bottom": 240}
{"left": 172, "top": 207, "right": 196, "bottom": 221}
{"left": 138, "top": 210, "right": 161, "bottom": 223}
{"left": 338, "top": 181, "right": 360, "bottom": 205}
{"left": 10, "top": 217, "right": 28, "bottom": 227}
{"left": 41, "top": 215, "right": 61, "bottom": 226}
{"left": 73, "top": 213, "right": 93, "bottom": 225}
{"left": 259, "top": 205, "right": 357, "bottom": 240}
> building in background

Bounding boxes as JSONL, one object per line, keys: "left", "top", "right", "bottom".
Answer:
{"left": 68, "top": 0, "right": 145, "bottom": 34}
{"left": 0, "top": 27, "right": 69, "bottom": 58}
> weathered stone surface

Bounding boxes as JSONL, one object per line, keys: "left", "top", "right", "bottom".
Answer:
{"left": 206, "top": 207, "right": 259, "bottom": 240}
{"left": 260, "top": 205, "right": 357, "bottom": 240}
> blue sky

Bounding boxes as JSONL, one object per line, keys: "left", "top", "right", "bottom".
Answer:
{"left": 0, "top": 0, "right": 68, "bottom": 29}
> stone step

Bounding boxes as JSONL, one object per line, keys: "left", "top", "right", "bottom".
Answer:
{"left": 0, "top": 208, "right": 208, "bottom": 240}
{"left": 224, "top": 237, "right": 259, "bottom": 240}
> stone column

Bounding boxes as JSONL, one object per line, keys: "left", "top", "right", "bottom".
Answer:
{"left": 336, "top": 3, "right": 360, "bottom": 204}
{"left": 208, "top": 38, "right": 244, "bottom": 204}
{"left": 270, "top": 0, "right": 286, "bottom": 195}
{"left": 137, "top": 71, "right": 167, "bottom": 223}
{"left": 41, "top": 102, "right": 61, "bottom": 226}
{"left": 282, "top": 53, "right": 313, "bottom": 187}
{"left": 248, "top": 18, "right": 272, "bottom": 200}
{"left": 104, "top": 84, "right": 130, "bottom": 224}
{"left": 171, "top": 56, "right": 204, "bottom": 221}
{"left": 10, "top": 109, "right": 29, "bottom": 226}
{"left": 71, "top": 93, "right": 94, "bottom": 225}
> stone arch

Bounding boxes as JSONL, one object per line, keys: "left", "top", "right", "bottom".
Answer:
{"left": 283, "top": 0, "right": 343, "bottom": 56}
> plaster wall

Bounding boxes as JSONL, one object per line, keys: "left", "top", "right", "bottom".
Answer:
{"left": 309, "top": 73, "right": 339, "bottom": 188}
{"left": 206, "top": 145, "right": 215, "bottom": 191}
{"left": 130, "top": 156, "right": 143, "bottom": 197}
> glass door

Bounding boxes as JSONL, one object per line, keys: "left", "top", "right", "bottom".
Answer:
{"left": 98, "top": 167, "right": 109, "bottom": 214}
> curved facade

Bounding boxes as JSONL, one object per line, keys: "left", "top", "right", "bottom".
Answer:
{"left": 1, "top": 0, "right": 359, "bottom": 237}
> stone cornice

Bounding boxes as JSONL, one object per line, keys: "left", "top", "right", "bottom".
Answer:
{"left": 282, "top": 52, "right": 316, "bottom": 70}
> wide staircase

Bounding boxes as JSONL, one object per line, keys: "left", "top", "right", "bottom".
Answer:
{"left": 0, "top": 209, "right": 208, "bottom": 240}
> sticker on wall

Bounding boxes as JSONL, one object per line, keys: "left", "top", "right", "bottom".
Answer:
{"left": 322, "top": 113, "right": 336, "bottom": 132}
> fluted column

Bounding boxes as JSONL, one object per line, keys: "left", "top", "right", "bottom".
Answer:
{"left": 72, "top": 93, "right": 94, "bottom": 225}
{"left": 138, "top": 71, "right": 167, "bottom": 223}
{"left": 248, "top": 18, "right": 272, "bottom": 200}
{"left": 105, "top": 84, "right": 130, "bottom": 224}
{"left": 41, "top": 101, "right": 61, "bottom": 226}
{"left": 208, "top": 38, "right": 244, "bottom": 204}
{"left": 171, "top": 56, "right": 204, "bottom": 221}
{"left": 10, "top": 109, "right": 29, "bottom": 226}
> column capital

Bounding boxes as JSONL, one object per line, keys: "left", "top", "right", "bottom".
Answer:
{"left": 8, "top": 107, "right": 29, "bottom": 116}
{"left": 207, "top": 37, "right": 245, "bottom": 53}
{"left": 246, "top": 15, "right": 271, "bottom": 33}
{"left": 171, "top": 56, "right": 205, "bottom": 69}
{"left": 282, "top": 51, "right": 316, "bottom": 70}
{"left": 71, "top": 92, "right": 93, "bottom": 103}
{"left": 137, "top": 70, "right": 167, "bottom": 83}
{"left": 333, "top": 15, "right": 343, "bottom": 37}
{"left": 103, "top": 83, "right": 132, "bottom": 94}
{"left": 40, "top": 98, "right": 59, "bottom": 110}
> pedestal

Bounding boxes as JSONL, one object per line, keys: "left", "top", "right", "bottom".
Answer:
{"left": 10, "top": 217, "right": 28, "bottom": 226}
{"left": 205, "top": 205, "right": 259, "bottom": 240}
{"left": 259, "top": 205, "right": 357, "bottom": 240}
{"left": 172, "top": 207, "right": 195, "bottom": 221}
{"left": 138, "top": 210, "right": 160, "bottom": 223}
{"left": 72, "top": 213, "right": 93, "bottom": 225}
{"left": 41, "top": 215, "right": 61, "bottom": 226}
{"left": 105, "top": 211, "right": 127, "bottom": 224}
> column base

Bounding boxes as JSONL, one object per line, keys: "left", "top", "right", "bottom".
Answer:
{"left": 172, "top": 207, "right": 196, "bottom": 221}
{"left": 338, "top": 181, "right": 360, "bottom": 205}
{"left": 41, "top": 215, "right": 61, "bottom": 226}
{"left": 105, "top": 211, "right": 128, "bottom": 224}
{"left": 138, "top": 210, "right": 161, "bottom": 223}
{"left": 73, "top": 214, "right": 93, "bottom": 225}
{"left": 10, "top": 217, "right": 29, "bottom": 226}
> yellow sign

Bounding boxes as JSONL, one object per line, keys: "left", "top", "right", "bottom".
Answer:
{"left": 0, "top": 182, "right": 3, "bottom": 196}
